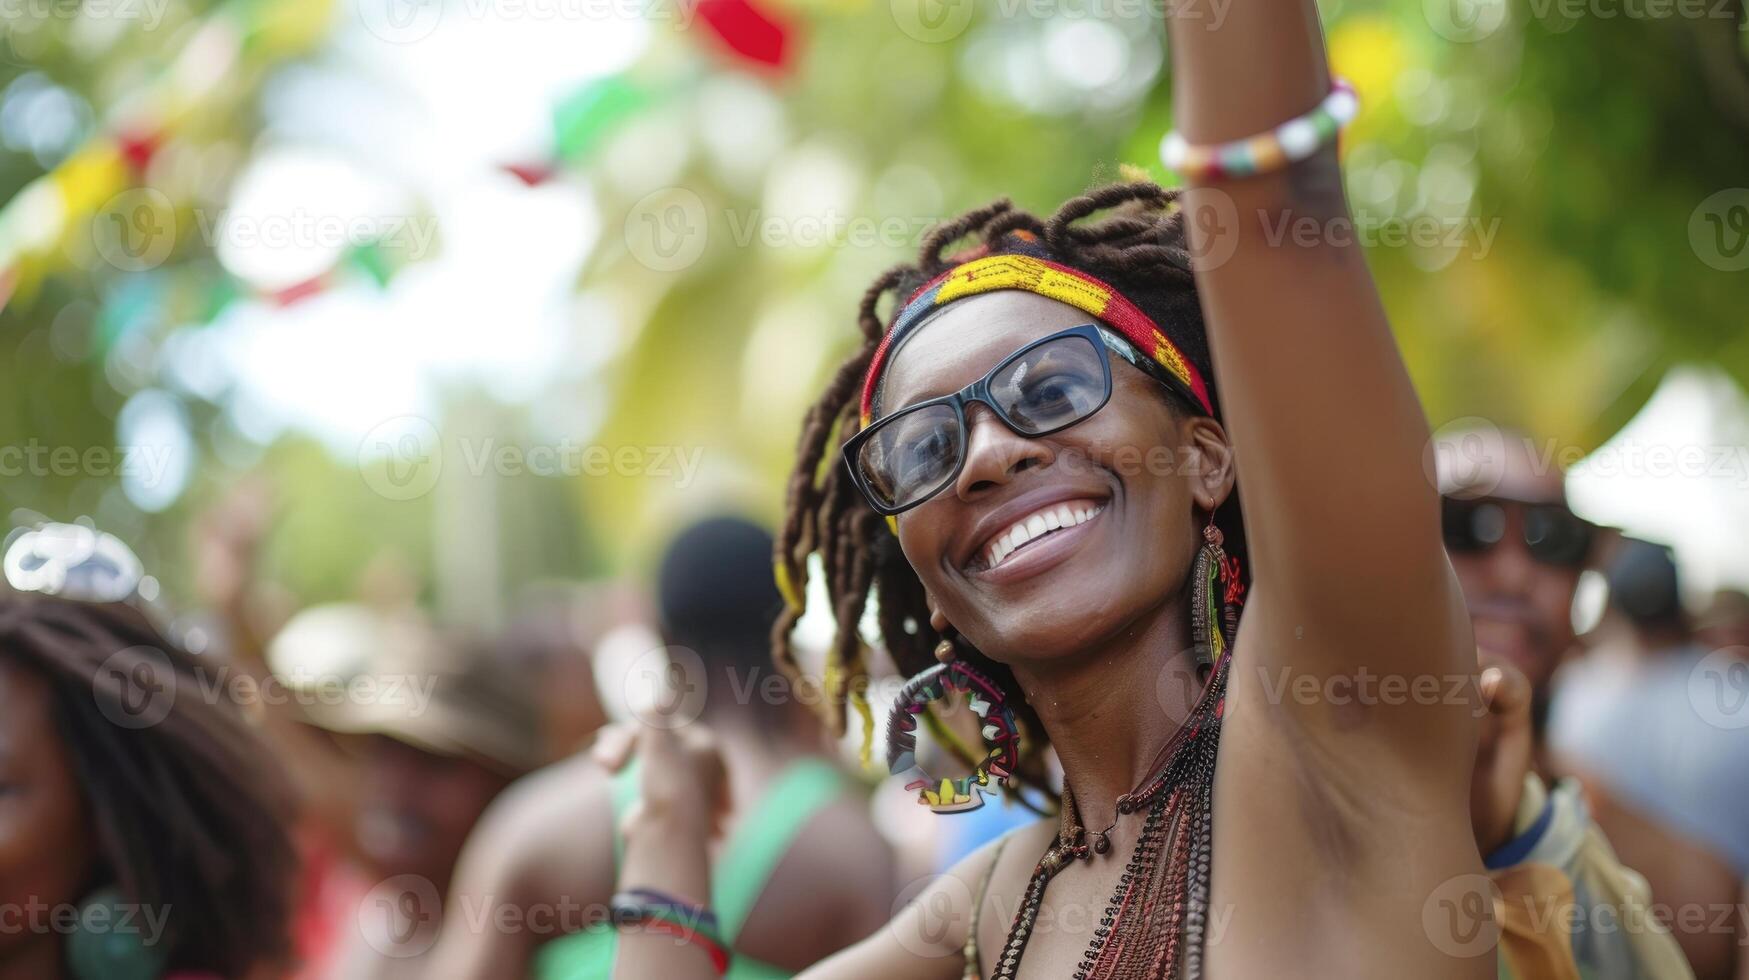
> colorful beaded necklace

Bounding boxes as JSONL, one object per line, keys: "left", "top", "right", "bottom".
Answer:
{"left": 989, "top": 526, "right": 1235, "bottom": 980}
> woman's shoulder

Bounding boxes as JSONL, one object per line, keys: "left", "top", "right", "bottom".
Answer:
{"left": 951, "top": 813, "right": 1055, "bottom": 909}
{"left": 455, "top": 751, "right": 620, "bottom": 905}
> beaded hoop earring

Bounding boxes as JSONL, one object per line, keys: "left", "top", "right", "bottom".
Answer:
{"left": 886, "top": 659, "right": 1019, "bottom": 813}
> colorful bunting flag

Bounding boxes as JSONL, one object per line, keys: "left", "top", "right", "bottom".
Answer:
{"left": 694, "top": 0, "right": 796, "bottom": 70}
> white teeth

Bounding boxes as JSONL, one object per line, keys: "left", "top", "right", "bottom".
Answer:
{"left": 982, "top": 502, "right": 1105, "bottom": 570}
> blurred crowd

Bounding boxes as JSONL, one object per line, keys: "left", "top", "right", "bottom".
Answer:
{"left": 1, "top": 425, "right": 1747, "bottom": 980}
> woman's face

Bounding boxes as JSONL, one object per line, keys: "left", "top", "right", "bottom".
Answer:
{"left": 0, "top": 658, "right": 96, "bottom": 958}
{"left": 881, "top": 290, "right": 1230, "bottom": 666}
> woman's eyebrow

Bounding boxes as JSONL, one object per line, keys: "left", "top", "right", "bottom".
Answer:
{"left": 886, "top": 375, "right": 956, "bottom": 411}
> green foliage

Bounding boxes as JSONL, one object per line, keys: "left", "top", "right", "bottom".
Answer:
{"left": 1, "top": 0, "right": 1745, "bottom": 608}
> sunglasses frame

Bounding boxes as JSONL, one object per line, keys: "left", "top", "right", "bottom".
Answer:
{"left": 1440, "top": 496, "right": 1601, "bottom": 568}
{"left": 843, "top": 323, "right": 1118, "bottom": 517}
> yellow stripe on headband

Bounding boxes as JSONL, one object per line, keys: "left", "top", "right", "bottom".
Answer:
{"left": 933, "top": 253, "right": 1115, "bottom": 314}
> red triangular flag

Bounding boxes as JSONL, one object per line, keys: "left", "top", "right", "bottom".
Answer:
{"left": 694, "top": 0, "right": 794, "bottom": 70}
{"left": 500, "top": 161, "right": 556, "bottom": 186}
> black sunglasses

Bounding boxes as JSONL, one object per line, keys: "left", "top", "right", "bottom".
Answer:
{"left": 844, "top": 324, "right": 1139, "bottom": 516}
{"left": 1441, "top": 496, "right": 1598, "bottom": 568}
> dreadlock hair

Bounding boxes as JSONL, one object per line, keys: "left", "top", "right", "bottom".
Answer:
{"left": 0, "top": 594, "right": 299, "bottom": 976}
{"left": 772, "top": 180, "right": 1250, "bottom": 804}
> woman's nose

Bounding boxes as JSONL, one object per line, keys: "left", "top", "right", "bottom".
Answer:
{"left": 953, "top": 404, "right": 1052, "bottom": 499}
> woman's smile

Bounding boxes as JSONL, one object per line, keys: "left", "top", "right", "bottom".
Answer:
{"left": 960, "top": 485, "right": 1114, "bottom": 583}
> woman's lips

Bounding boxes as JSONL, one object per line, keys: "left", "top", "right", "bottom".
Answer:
{"left": 970, "top": 500, "right": 1107, "bottom": 581}
{"left": 977, "top": 497, "right": 1107, "bottom": 570}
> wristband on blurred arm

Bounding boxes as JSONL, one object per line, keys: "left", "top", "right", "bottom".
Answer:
{"left": 610, "top": 889, "right": 731, "bottom": 976}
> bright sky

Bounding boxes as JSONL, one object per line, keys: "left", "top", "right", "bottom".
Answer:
{"left": 1568, "top": 366, "right": 1749, "bottom": 598}
{"left": 175, "top": 4, "right": 645, "bottom": 458}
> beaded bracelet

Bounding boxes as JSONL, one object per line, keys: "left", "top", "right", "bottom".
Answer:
{"left": 610, "top": 892, "right": 731, "bottom": 976}
{"left": 1159, "top": 78, "right": 1358, "bottom": 183}
{"left": 611, "top": 889, "right": 720, "bottom": 931}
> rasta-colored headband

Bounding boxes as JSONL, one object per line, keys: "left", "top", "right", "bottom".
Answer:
{"left": 858, "top": 241, "right": 1216, "bottom": 426}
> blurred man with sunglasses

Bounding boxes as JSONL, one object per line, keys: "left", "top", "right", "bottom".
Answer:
{"left": 1436, "top": 426, "right": 1603, "bottom": 746}
{"left": 1435, "top": 427, "right": 1693, "bottom": 978}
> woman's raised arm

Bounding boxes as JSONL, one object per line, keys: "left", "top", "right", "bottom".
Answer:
{"left": 1169, "top": 1, "right": 1475, "bottom": 754}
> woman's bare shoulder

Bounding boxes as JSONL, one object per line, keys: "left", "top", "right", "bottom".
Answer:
{"left": 795, "top": 813, "right": 1055, "bottom": 979}
{"left": 939, "top": 811, "right": 1055, "bottom": 892}
{"left": 457, "top": 752, "right": 619, "bottom": 903}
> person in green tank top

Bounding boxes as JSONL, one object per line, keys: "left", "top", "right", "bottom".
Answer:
{"left": 434, "top": 516, "right": 897, "bottom": 978}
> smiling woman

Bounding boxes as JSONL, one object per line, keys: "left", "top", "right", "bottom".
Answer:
{"left": 767, "top": 196, "right": 1256, "bottom": 979}
{"left": 605, "top": 0, "right": 1492, "bottom": 977}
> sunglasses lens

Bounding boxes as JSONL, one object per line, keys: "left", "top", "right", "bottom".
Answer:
{"left": 1441, "top": 499, "right": 1506, "bottom": 552}
{"left": 855, "top": 403, "right": 964, "bottom": 512}
{"left": 990, "top": 334, "right": 1109, "bottom": 434}
{"left": 1525, "top": 507, "right": 1593, "bottom": 567}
